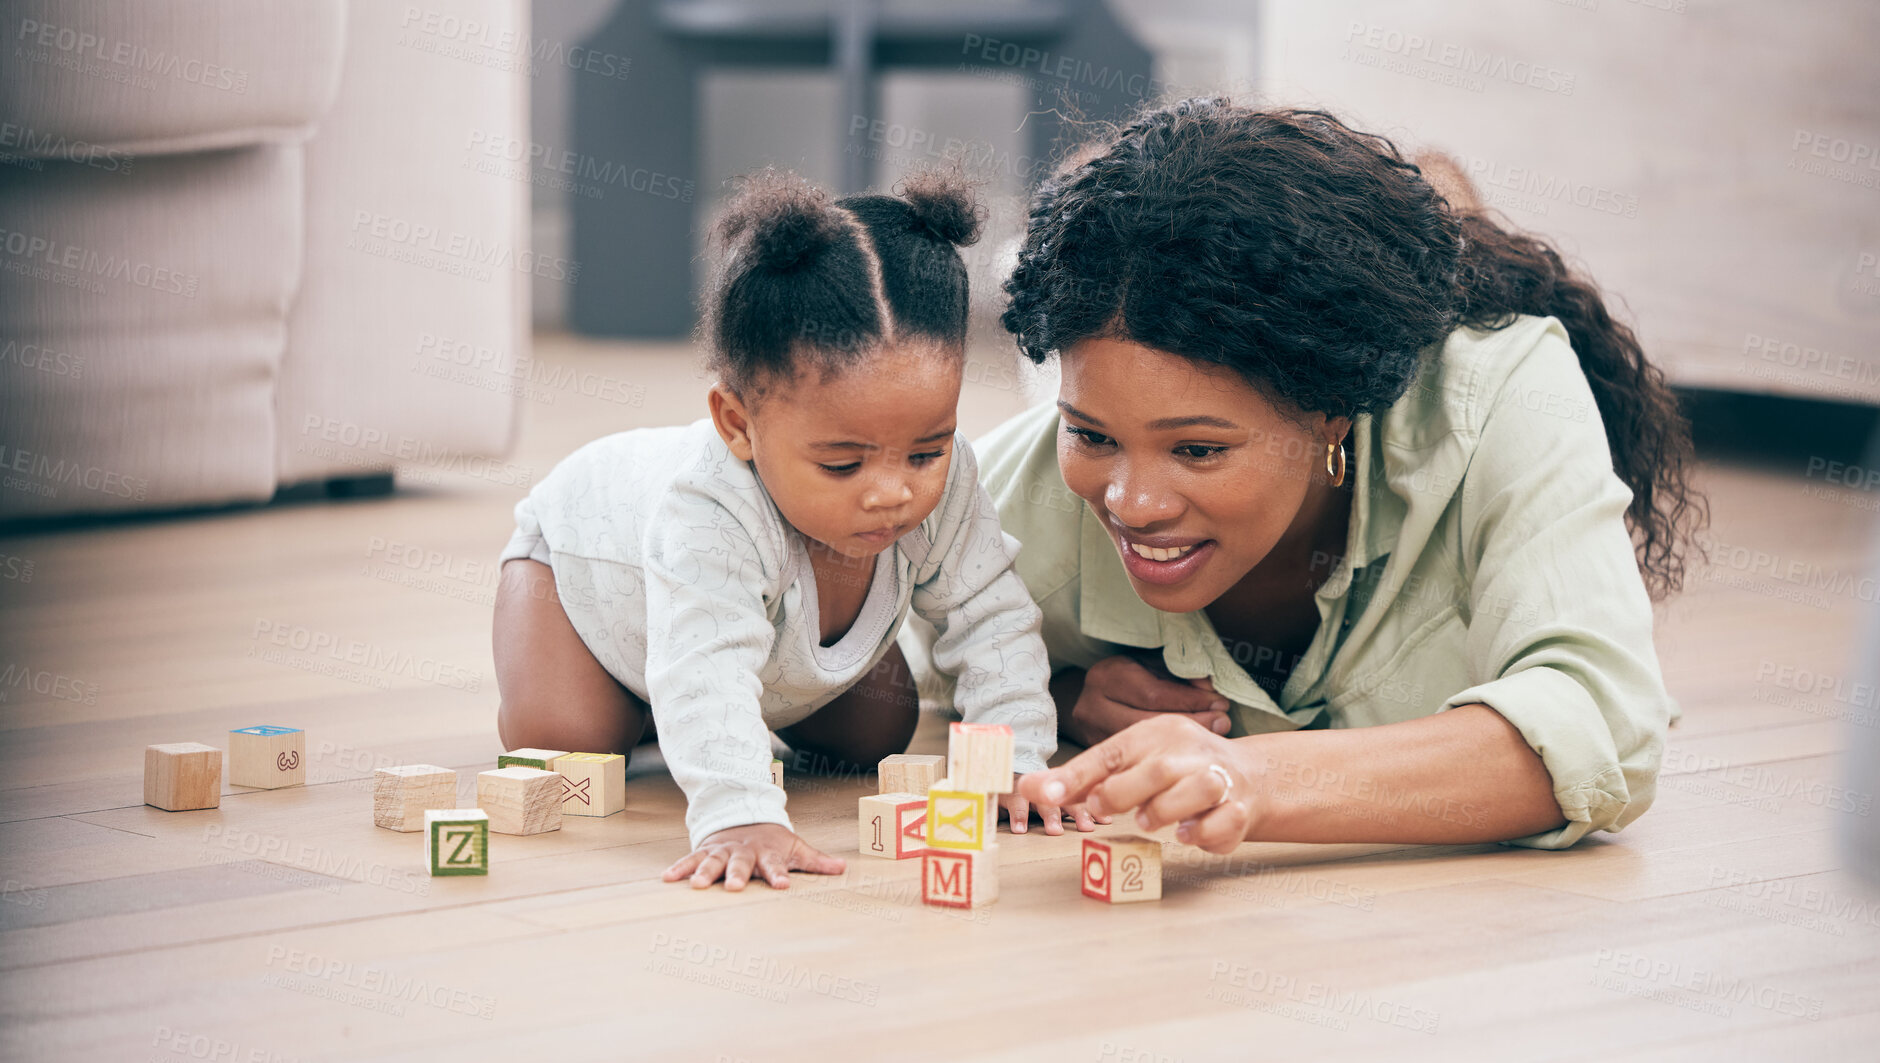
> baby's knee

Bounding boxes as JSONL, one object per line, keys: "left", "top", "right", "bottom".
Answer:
{"left": 496, "top": 697, "right": 643, "bottom": 756}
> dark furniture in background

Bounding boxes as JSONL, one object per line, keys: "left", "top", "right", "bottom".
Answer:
{"left": 570, "top": 0, "right": 1152, "bottom": 337}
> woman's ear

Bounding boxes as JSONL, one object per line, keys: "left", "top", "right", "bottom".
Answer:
{"left": 708, "top": 384, "right": 757, "bottom": 461}
{"left": 1326, "top": 415, "right": 1353, "bottom": 448}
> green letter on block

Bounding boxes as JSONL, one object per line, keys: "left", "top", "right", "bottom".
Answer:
{"left": 425, "top": 809, "right": 489, "bottom": 876}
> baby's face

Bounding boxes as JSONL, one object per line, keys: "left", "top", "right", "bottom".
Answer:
{"left": 722, "top": 344, "right": 962, "bottom": 560}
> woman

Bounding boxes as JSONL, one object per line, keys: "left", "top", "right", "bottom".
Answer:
{"left": 933, "top": 98, "right": 1704, "bottom": 851}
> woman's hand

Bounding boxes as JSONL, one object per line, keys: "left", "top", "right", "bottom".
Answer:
{"left": 1017, "top": 713, "right": 1257, "bottom": 854}
{"left": 661, "top": 823, "right": 845, "bottom": 891}
{"left": 1061, "top": 655, "right": 1232, "bottom": 748}
{"left": 997, "top": 784, "right": 1112, "bottom": 836}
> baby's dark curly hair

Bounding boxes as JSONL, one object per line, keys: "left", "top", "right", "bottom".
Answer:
{"left": 704, "top": 167, "right": 984, "bottom": 396}
{"left": 1002, "top": 98, "right": 1704, "bottom": 599}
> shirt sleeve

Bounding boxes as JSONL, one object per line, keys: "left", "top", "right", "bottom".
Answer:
{"left": 1440, "top": 322, "right": 1673, "bottom": 849}
{"left": 641, "top": 476, "right": 790, "bottom": 849}
{"left": 910, "top": 439, "right": 1059, "bottom": 776}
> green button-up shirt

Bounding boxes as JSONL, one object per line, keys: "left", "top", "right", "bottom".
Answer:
{"left": 960, "top": 315, "right": 1674, "bottom": 849}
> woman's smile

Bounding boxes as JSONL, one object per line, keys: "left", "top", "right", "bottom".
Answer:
{"left": 1112, "top": 526, "right": 1218, "bottom": 586}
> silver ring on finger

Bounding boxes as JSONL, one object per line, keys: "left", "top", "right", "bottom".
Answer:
{"left": 1206, "top": 763, "right": 1235, "bottom": 809}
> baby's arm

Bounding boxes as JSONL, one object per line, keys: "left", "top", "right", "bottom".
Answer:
{"left": 910, "top": 443, "right": 1106, "bottom": 835}
{"left": 642, "top": 481, "right": 844, "bottom": 889}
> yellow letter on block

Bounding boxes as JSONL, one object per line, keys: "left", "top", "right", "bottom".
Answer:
{"left": 924, "top": 780, "right": 988, "bottom": 851}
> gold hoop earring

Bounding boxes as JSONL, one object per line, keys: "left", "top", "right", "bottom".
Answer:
{"left": 1325, "top": 441, "right": 1347, "bottom": 488}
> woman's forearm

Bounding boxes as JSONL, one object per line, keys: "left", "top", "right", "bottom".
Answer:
{"left": 1049, "top": 667, "right": 1088, "bottom": 744}
{"left": 1234, "top": 703, "right": 1567, "bottom": 844}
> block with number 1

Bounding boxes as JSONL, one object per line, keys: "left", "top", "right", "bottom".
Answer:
{"left": 858, "top": 792, "right": 927, "bottom": 859}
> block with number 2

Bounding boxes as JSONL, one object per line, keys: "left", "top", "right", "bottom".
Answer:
{"left": 1081, "top": 835, "right": 1162, "bottom": 903}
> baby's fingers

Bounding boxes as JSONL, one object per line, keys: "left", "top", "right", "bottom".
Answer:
{"left": 755, "top": 852, "right": 792, "bottom": 890}
{"left": 723, "top": 848, "right": 758, "bottom": 892}
{"left": 663, "top": 848, "right": 708, "bottom": 882}
{"left": 1035, "top": 802, "right": 1065, "bottom": 835}
{"left": 689, "top": 849, "right": 730, "bottom": 889}
{"left": 787, "top": 839, "right": 846, "bottom": 877}
{"left": 1006, "top": 793, "right": 1032, "bottom": 835}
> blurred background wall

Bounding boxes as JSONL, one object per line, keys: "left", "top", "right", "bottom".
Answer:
{"left": 523, "top": 0, "right": 1877, "bottom": 409}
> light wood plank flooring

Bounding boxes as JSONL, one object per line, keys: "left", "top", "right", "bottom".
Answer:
{"left": 1, "top": 334, "right": 1876, "bottom": 1061}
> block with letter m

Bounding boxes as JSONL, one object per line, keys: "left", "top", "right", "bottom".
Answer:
{"left": 921, "top": 847, "right": 996, "bottom": 909}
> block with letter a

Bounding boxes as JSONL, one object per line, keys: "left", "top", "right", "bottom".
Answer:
{"left": 858, "top": 792, "right": 928, "bottom": 859}
{"left": 1081, "top": 835, "right": 1163, "bottom": 903}
{"left": 923, "top": 780, "right": 989, "bottom": 851}
{"left": 921, "top": 845, "right": 998, "bottom": 909}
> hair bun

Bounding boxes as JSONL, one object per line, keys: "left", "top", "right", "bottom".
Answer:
{"left": 717, "top": 168, "right": 848, "bottom": 272}
{"left": 899, "top": 169, "right": 984, "bottom": 247}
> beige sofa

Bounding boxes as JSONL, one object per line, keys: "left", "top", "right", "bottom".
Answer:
{"left": 0, "top": 0, "right": 529, "bottom": 520}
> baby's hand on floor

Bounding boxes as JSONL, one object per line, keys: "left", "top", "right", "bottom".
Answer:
{"left": 662, "top": 823, "right": 845, "bottom": 891}
{"left": 999, "top": 785, "right": 1112, "bottom": 836}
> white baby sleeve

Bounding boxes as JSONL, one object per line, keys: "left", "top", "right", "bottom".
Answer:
{"left": 910, "top": 441, "right": 1058, "bottom": 775}
{"left": 642, "top": 475, "right": 792, "bottom": 849}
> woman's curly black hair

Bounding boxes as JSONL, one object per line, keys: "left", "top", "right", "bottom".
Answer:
{"left": 1002, "top": 98, "right": 1705, "bottom": 599}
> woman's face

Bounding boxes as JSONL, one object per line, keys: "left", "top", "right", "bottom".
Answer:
{"left": 1056, "top": 337, "right": 1346, "bottom": 614}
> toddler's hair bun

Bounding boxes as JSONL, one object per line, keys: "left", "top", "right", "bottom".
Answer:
{"left": 716, "top": 168, "right": 849, "bottom": 272}
{"left": 899, "top": 169, "right": 984, "bottom": 248}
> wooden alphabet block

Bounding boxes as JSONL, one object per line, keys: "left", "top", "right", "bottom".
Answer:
{"left": 496, "top": 747, "right": 570, "bottom": 771}
{"left": 921, "top": 845, "right": 998, "bottom": 909}
{"left": 424, "top": 809, "right": 489, "bottom": 876}
{"left": 947, "top": 722, "right": 1014, "bottom": 793}
{"left": 923, "top": 780, "right": 990, "bottom": 851}
{"left": 550, "top": 752, "right": 624, "bottom": 817}
{"left": 373, "top": 764, "right": 459, "bottom": 831}
{"left": 228, "top": 725, "right": 304, "bottom": 789}
{"left": 475, "top": 767, "right": 564, "bottom": 835}
{"left": 1082, "top": 835, "right": 1163, "bottom": 903}
{"left": 878, "top": 753, "right": 944, "bottom": 795}
{"left": 771, "top": 758, "right": 784, "bottom": 788}
{"left": 143, "top": 742, "right": 222, "bottom": 811}
{"left": 858, "top": 792, "right": 928, "bottom": 859}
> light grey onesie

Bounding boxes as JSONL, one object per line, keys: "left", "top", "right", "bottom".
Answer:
{"left": 501, "top": 419, "right": 1055, "bottom": 847}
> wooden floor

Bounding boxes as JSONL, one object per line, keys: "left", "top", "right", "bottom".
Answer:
{"left": 2, "top": 333, "right": 1877, "bottom": 1062}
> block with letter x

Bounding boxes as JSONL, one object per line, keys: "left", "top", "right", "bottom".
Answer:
{"left": 550, "top": 752, "right": 624, "bottom": 817}
{"left": 923, "top": 781, "right": 989, "bottom": 851}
